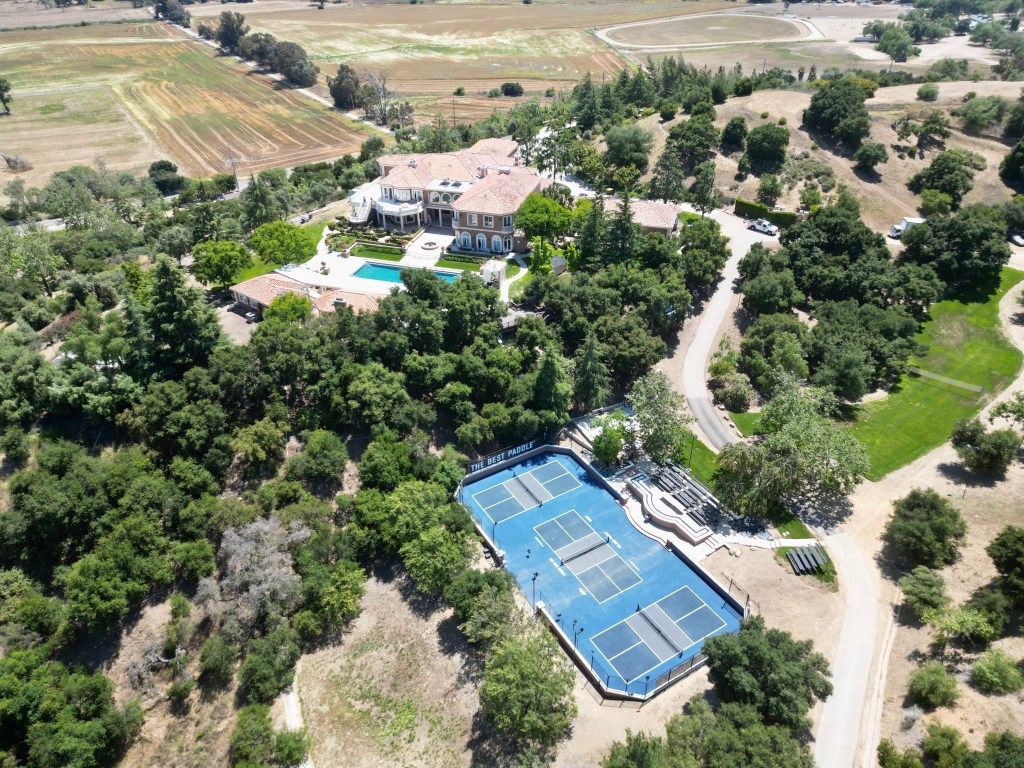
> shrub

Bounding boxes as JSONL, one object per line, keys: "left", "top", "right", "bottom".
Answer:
{"left": 884, "top": 488, "right": 967, "bottom": 568}
{"left": 971, "top": 649, "right": 1024, "bottom": 694}
{"left": 200, "top": 634, "right": 237, "bottom": 686}
{"left": 967, "top": 588, "right": 1013, "bottom": 637}
{"left": 951, "top": 418, "right": 1020, "bottom": 475}
{"left": 918, "top": 83, "right": 939, "bottom": 102}
{"left": 453, "top": 86, "right": 465, "bottom": 96}
{"left": 0, "top": 427, "right": 30, "bottom": 465}
{"left": 907, "top": 661, "right": 959, "bottom": 709}
{"left": 733, "top": 197, "right": 797, "bottom": 228}
{"left": 167, "top": 678, "right": 195, "bottom": 709}
{"left": 778, "top": 117, "right": 787, "bottom": 125}
{"left": 852, "top": 141, "right": 889, "bottom": 172}
{"left": 659, "top": 102, "right": 678, "bottom": 121}
{"left": 919, "top": 188, "right": 952, "bottom": 216}
{"left": 756, "top": 174, "right": 783, "bottom": 207}
{"left": 487, "top": 87, "right": 501, "bottom": 98}
{"left": 760, "top": 111, "right": 770, "bottom": 119}
{"left": 500, "top": 82, "right": 524, "bottom": 97}
{"left": 712, "top": 372, "right": 755, "bottom": 412}
{"left": 240, "top": 625, "right": 301, "bottom": 703}
{"left": 899, "top": 567, "right": 949, "bottom": 621}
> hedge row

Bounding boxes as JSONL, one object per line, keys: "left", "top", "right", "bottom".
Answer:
{"left": 733, "top": 197, "right": 797, "bottom": 229}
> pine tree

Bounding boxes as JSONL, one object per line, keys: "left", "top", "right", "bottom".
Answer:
{"left": 240, "top": 175, "right": 278, "bottom": 233}
{"left": 606, "top": 190, "right": 637, "bottom": 263}
{"left": 576, "top": 195, "right": 606, "bottom": 272}
{"left": 573, "top": 333, "right": 611, "bottom": 413}
{"left": 145, "top": 258, "right": 223, "bottom": 371}
{"left": 573, "top": 73, "right": 600, "bottom": 132}
{"left": 650, "top": 144, "right": 687, "bottom": 203}
{"left": 533, "top": 349, "right": 571, "bottom": 428}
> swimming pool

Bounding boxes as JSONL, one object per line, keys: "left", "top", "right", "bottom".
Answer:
{"left": 353, "top": 261, "right": 458, "bottom": 284}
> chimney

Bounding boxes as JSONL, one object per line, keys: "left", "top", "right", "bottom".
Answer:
{"left": 478, "top": 164, "right": 488, "bottom": 178}
{"left": 333, "top": 296, "right": 347, "bottom": 307}
{"left": 499, "top": 165, "right": 511, "bottom": 175}
{"left": 409, "top": 159, "right": 417, "bottom": 167}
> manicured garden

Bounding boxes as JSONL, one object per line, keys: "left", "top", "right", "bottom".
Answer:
{"left": 848, "top": 268, "right": 1024, "bottom": 480}
{"left": 350, "top": 243, "right": 404, "bottom": 261}
{"left": 235, "top": 257, "right": 279, "bottom": 282}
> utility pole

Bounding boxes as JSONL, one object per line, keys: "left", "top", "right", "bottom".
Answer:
{"left": 225, "top": 143, "right": 238, "bottom": 184}
{"left": 452, "top": 96, "right": 456, "bottom": 127}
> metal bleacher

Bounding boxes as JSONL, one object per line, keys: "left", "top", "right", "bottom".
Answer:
{"left": 648, "top": 464, "right": 721, "bottom": 529}
{"left": 786, "top": 544, "right": 831, "bottom": 576}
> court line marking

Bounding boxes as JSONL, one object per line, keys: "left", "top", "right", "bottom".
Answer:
{"left": 593, "top": 586, "right": 733, "bottom": 683}
{"left": 471, "top": 458, "right": 582, "bottom": 528}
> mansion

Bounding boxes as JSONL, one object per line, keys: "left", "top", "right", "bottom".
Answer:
{"left": 351, "top": 138, "right": 549, "bottom": 254}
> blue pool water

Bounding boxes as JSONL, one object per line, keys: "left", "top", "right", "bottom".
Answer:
{"left": 353, "top": 261, "right": 458, "bottom": 284}
{"left": 459, "top": 450, "right": 743, "bottom": 698}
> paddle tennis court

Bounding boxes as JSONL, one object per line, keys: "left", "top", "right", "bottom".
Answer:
{"left": 459, "top": 449, "right": 744, "bottom": 698}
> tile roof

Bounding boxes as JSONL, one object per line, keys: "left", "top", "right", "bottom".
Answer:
{"left": 231, "top": 274, "right": 380, "bottom": 315}
{"left": 231, "top": 274, "right": 307, "bottom": 307}
{"left": 312, "top": 290, "right": 380, "bottom": 315}
{"left": 451, "top": 168, "right": 547, "bottom": 215}
{"left": 378, "top": 150, "right": 511, "bottom": 187}
{"left": 605, "top": 198, "right": 681, "bottom": 232}
{"left": 468, "top": 137, "right": 519, "bottom": 158}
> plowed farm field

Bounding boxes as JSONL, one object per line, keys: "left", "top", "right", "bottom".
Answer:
{"left": 0, "top": 23, "right": 372, "bottom": 188}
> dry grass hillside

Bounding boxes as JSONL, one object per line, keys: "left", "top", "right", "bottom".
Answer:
{"left": 708, "top": 81, "right": 1021, "bottom": 232}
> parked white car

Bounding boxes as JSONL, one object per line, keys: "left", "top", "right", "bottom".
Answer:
{"left": 748, "top": 218, "right": 780, "bottom": 236}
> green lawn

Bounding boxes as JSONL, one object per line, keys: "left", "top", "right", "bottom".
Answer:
{"left": 351, "top": 244, "right": 404, "bottom": 261}
{"left": 435, "top": 259, "right": 482, "bottom": 272}
{"left": 235, "top": 257, "right": 279, "bottom": 282}
{"left": 506, "top": 262, "right": 521, "bottom": 279}
{"left": 300, "top": 221, "right": 326, "bottom": 251}
{"left": 849, "top": 267, "right": 1024, "bottom": 480}
{"left": 729, "top": 411, "right": 763, "bottom": 437}
{"left": 679, "top": 434, "right": 720, "bottom": 487}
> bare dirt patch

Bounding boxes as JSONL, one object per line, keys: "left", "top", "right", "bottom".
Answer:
{"left": 298, "top": 567, "right": 483, "bottom": 768}
{"left": 105, "top": 597, "right": 240, "bottom": 768}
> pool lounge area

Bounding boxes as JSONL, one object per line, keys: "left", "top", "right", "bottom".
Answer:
{"left": 458, "top": 445, "right": 746, "bottom": 700}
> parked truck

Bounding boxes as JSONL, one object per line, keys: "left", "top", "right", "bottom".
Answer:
{"left": 888, "top": 217, "right": 925, "bottom": 240}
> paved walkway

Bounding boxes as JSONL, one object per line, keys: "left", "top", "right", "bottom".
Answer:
{"left": 502, "top": 254, "right": 530, "bottom": 302}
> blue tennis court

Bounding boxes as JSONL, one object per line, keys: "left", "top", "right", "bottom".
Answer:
{"left": 459, "top": 449, "right": 744, "bottom": 698}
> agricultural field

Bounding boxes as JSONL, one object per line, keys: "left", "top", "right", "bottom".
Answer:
{"left": 189, "top": 1, "right": 728, "bottom": 99}
{"left": 0, "top": 22, "right": 374, "bottom": 188}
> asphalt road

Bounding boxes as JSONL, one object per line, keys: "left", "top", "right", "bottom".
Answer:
{"left": 672, "top": 208, "right": 878, "bottom": 768}
{"left": 680, "top": 208, "right": 771, "bottom": 451}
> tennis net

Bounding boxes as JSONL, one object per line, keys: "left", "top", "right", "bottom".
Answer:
{"left": 562, "top": 539, "right": 608, "bottom": 566}
{"left": 638, "top": 609, "right": 681, "bottom": 654}
{"left": 510, "top": 474, "right": 543, "bottom": 507}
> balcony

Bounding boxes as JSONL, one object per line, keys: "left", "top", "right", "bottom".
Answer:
{"left": 373, "top": 198, "right": 424, "bottom": 216}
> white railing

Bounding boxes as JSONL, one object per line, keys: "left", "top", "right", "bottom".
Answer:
{"left": 373, "top": 198, "right": 424, "bottom": 216}
{"left": 348, "top": 198, "right": 371, "bottom": 223}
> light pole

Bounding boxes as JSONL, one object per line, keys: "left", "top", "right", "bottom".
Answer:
{"left": 574, "top": 625, "right": 584, "bottom": 648}
{"left": 532, "top": 571, "right": 539, "bottom": 609}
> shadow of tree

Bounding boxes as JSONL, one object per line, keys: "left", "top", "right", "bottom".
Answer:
{"left": 789, "top": 494, "right": 854, "bottom": 532}
{"left": 935, "top": 461, "right": 1001, "bottom": 489}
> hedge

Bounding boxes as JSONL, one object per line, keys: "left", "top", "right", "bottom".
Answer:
{"left": 733, "top": 197, "right": 797, "bottom": 229}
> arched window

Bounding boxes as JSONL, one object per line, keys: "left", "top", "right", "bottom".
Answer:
{"left": 441, "top": 193, "right": 451, "bottom": 203}
{"left": 461, "top": 232, "right": 471, "bottom": 248}
{"left": 430, "top": 192, "right": 440, "bottom": 203}
{"left": 476, "top": 233, "right": 487, "bottom": 251}
{"left": 491, "top": 235, "right": 502, "bottom": 253}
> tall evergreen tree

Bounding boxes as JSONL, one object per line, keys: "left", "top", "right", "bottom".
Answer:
{"left": 145, "top": 258, "right": 223, "bottom": 371}
{"left": 573, "top": 333, "right": 611, "bottom": 413}
{"left": 691, "top": 160, "right": 719, "bottom": 217}
{"left": 121, "top": 296, "right": 152, "bottom": 380}
{"left": 575, "top": 195, "right": 607, "bottom": 272}
{"left": 573, "top": 72, "right": 600, "bottom": 132}
{"left": 606, "top": 190, "right": 638, "bottom": 263}
{"left": 650, "top": 143, "right": 687, "bottom": 203}
{"left": 533, "top": 349, "right": 571, "bottom": 429}
{"left": 240, "top": 175, "right": 279, "bottom": 232}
